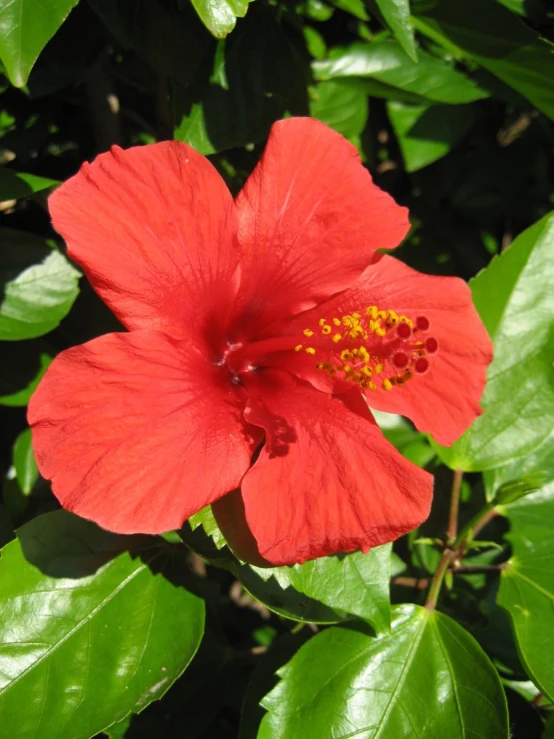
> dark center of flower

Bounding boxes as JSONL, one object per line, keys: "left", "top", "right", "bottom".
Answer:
{"left": 295, "top": 305, "right": 439, "bottom": 391}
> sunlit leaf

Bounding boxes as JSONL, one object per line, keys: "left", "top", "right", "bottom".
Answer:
{"left": 259, "top": 604, "right": 509, "bottom": 738}
{"left": 0, "top": 511, "right": 205, "bottom": 738}
{"left": 432, "top": 212, "right": 554, "bottom": 470}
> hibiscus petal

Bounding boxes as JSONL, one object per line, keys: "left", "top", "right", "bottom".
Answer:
{"left": 215, "top": 370, "right": 432, "bottom": 566}
{"left": 49, "top": 142, "right": 239, "bottom": 339}
{"left": 28, "top": 330, "right": 256, "bottom": 534}
{"left": 232, "top": 118, "right": 409, "bottom": 333}
{"left": 282, "top": 255, "right": 493, "bottom": 446}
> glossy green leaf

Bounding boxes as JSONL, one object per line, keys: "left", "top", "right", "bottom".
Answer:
{"left": 387, "top": 100, "right": 475, "bottom": 171}
{"left": 0, "top": 227, "right": 80, "bottom": 340}
{"left": 190, "top": 0, "right": 252, "bottom": 38}
{"left": 259, "top": 604, "right": 509, "bottom": 738}
{"left": 413, "top": 0, "right": 554, "bottom": 121}
{"left": 484, "top": 430, "right": 554, "bottom": 500}
{"left": 0, "top": 510, "right": 205, "bottom": 738}
{"left": 0, "top": 0, "right": 79, "bottom": 87}
{"left": 12, "top": 428, "right": 38, "bottom": 494}
{"left": 0, "top": 170, "right": 59, "bottom": 201}
{"left": 333, "top": 0, "right": 368, "bottom": 20}
{"left": 238, "top": 564, "right": 345, "bottom": 625}
{"left": 432, "top": 212, "right": 554, "bottom": 471}
{"left": 253, "top": 545, "right": 392, "bottom": 632}
{"left": 174, "top": 11, "right": 307, "bottom": 154}
{"left": 313, "top": 39, "right": 489, "bottom": 104}
{"left": 497, "top": 484, "right": 554, "bottom": 700}
{"left": 375, "top": 0, "right": 417, "bottom": 61}
{"left": 309, "top": 79, "right": 368, "bottom": 145}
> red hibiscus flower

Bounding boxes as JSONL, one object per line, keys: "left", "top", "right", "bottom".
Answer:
{"left": 28, "top": 118, "right": 492, "bottom": 566}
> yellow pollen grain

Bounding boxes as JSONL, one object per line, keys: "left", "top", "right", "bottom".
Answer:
{"left": 295, "top": 344, "right": 303, "bottom": 352}
{"left": 333, "top": 317, "right": 341, "bottom": 326}
{"left": 382, "top": 379, "right": 393, "bottom": 391}
{"left": 375, "top": 364, "right": 384, "bottom": 374}
{"left": 305, "top": 347, "right": 316, "bottom": 355}
{"left": 321, "top": 325, "right": 332, "bottom": 335}
{"left": 332, "top": 333, "right": 342, "bottom": 343}
{"left": 303, "top": 329, "right": 314, "bottom": 337}
{"left": 340, "top": 349, "right": 352, "bottom": 362}
{"left": 318, "top": 318, "right": 327, "bottom": 327}
{"left": 376, "top": 328, "right": 386, "bottom": 337}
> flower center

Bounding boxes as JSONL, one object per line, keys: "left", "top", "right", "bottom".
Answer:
{"left": 295, "top": 305, "right": 439, "bottom": 391}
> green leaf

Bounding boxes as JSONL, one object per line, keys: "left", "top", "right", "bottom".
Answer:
{"left": 189, "top": 505, "right": 227, "bottom": 550}
{"left": 497, "top": 484, "right": 554, "bottom": 700}
{"left": 413, "top": 0, "right": 554, "bottom": 121}
{"left": 0, "top": 0, "right": 79, "bottom": 87}
{"left": 190, "top": 0, "right": 252, "bottom": 38}
{"left": 238, "top": 564, "right": 345, "bottom": 625}
{"left": 375, "top": 0, "right": 417, "bottom": 61}
{"left": 484, "top": 430, "right": 554, "bottom": 500}
{"left": 253, "top": 545, "right": 392, "bottom": 633}
{"left": 0, "top": 227, "right": 80, "bottom": 340}
{"left": 259, "top": 604, "right": 509, "bottom": 738}
{"left": 0, "top": 510, "right": 205, "bottom": 737}
{"left": 12, "top": 428, "right": 38, "bottom": 495}
{"left": 387, "top": 100, "right": 475, "bottom": 171}
{"left": 492, "top": 473, "right": 546, "bottom": 506}
{"left": 309, "top": 79, "right": 368, "bottom": 146}
{"left": 174, "top": 10, "right": 307, "bottom": 154}
{"left": 432, "top": 212, "right": 554, "bottom": 471}
{"left": 0, "top": 170, "right": 59, "bottom": 201}
{"left": 313, "top": 39, "right": 489, "bottom": 104}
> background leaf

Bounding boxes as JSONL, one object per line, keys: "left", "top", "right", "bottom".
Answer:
{"left": 0, "top": 510, "right": 205, "bottom": 738}
{"left": 387, "top": 100, "right": 476, "bottom": 171}
{"left": 0, "top": 0, "right": 79, "bottom": 87}
{"left": 413, "top": 0, "right": 554, "bottom": 121}
{"left": 374, "top": 0, "right": 417, "bottom": 61}
{"left": 12, "top": 427, "right": 38, "bottom": 494}
{"left": 0, "top": 227, "right": 81, "bottom": 340}
{"left": 0, "top": 170, "right": 59, "bottom": 201}
{"left": 189, "top": 0, "right": 252, "bottom": 38}
{"left": 312, "top": 39, "right": 489, "bottom": 104}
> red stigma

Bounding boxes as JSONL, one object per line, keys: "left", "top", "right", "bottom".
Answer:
{"left": 425, "top": 337, "right": 439, "bottom": 354}
{"left": 396, "top": 322, "right": 412, "bottom": 339}
{"left": 392, "top": 352, "right": 409, "bottom": 368}
{"left": 416, "top": 316, "right": 430, "bottom": 331}
{"left": 414, "top": 357, "right": 429, "bottom": 374}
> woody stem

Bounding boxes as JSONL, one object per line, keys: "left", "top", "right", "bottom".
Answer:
{"left": 425, "top": 471, "right": 499, "bottom": 610}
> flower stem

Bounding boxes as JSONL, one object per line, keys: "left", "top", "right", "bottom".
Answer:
{"left": 425, "top": 549, "right": 455, "bottom": 610}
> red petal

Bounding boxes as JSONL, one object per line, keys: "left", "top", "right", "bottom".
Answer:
{"left": 49, "top": 142, "right": 239, "bottom": 339}
{"left": 215, "top": 371, "right": 432, "bottom": 566}
{"left": 28, "top": 331, "right": 256, "bottom": 534}
{"left": 232, "top": 118, "right": 409, "bottom": 333}
{"left": 285, "top": 255, "right": 493, "bottom": 445}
